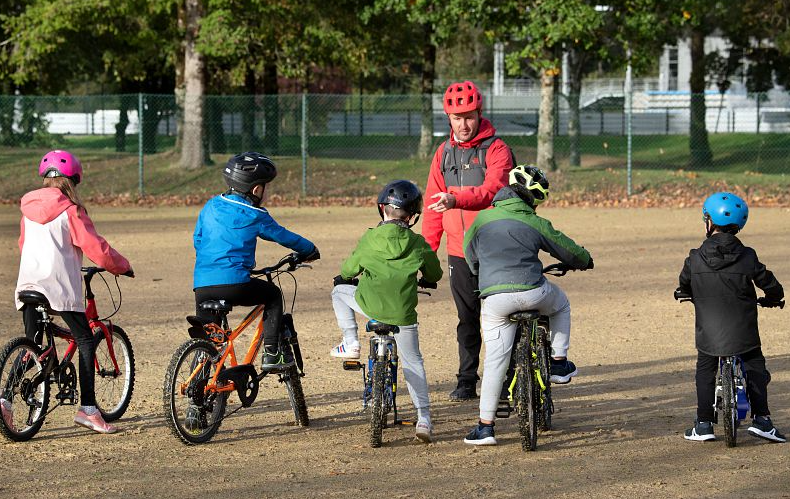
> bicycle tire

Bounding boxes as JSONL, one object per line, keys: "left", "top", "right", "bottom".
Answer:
{"left": 721, "top": 361, "right": 737, "bottom": 448}
{"left": 163, "top": 339, "right": 227, "bottom": 445}
{"left": 369, "top": 359, "right": 386, "bottom": 448}
{"left": 515, "top": 338, "right": 538, "bottom": 451}
{"left": 0, "top": 337, "right": 50, "bottom": 442}
{"left": 537, "top": 326, "right": 553, "bottom": 431}
{"left": 281, "top": 364, "right": 309, "bottom": 427}
{"left": 93, "top": 325, "right": 135, "bottom": 422}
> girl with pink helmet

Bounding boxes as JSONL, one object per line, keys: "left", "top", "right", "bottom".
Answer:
{"left": 2, "top": 150, "right": 134, "bottom": 434}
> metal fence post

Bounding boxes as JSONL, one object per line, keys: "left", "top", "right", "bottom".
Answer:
{"left": 301, "top": 92, "right": 308, "bottom": 196}
{"left": 138, "top": 92, "right": 144, "bottom": 197}
{"left": 625, "top": 51, "right": 633, "bottom": 197}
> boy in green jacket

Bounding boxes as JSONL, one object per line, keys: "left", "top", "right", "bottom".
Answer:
{"left": 330, "top": 180, "right": 443, "bottom": 442}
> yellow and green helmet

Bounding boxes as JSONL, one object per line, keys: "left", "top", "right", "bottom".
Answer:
{"left": 509, "top": 164, "right": 549, "bottom": 207}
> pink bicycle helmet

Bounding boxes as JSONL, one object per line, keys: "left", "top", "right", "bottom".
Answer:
{"left": 39, "top": 150, "right": 83, "bottom": 185}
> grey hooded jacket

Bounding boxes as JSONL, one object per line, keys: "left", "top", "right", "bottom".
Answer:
{"left": 463, "top": 187, "right": 591, "bottom": 298}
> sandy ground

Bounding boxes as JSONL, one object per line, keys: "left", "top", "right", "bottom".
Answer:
{"left": 0, "top": 205, "right": 788, "bottom": 498}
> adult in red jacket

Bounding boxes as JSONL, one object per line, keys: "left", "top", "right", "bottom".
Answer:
{"left": 423, "top": 81, "right": 513, "bottom": 401}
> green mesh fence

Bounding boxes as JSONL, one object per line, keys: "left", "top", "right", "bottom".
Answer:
{"left": 0, "top": 92, "right": 789, "bottom": 200}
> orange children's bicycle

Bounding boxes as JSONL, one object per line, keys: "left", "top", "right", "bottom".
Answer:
{"left": 162, "top": 253, "right": 311, "bottom": 445}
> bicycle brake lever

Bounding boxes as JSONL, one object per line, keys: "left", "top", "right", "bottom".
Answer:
{"left": 296, "top": 264, "right": 313, "bottom": 270}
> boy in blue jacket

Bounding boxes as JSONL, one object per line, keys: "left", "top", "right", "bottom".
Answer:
{"left": 193, "top": 152, "right": 319, "bottom": 371}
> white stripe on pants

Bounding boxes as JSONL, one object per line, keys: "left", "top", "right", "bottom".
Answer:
{"left": 331, "top": 285, "right": 430, "bottom": 415}
{"left": 478, "top": 280, "right": 571, "bottom": 421}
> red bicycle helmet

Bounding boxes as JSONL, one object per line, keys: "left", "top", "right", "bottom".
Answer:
{"left": 443, "top": 81, "right": 482, "bottom": 114}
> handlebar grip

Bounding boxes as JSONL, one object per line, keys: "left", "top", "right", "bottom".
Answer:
{"left": 418, "top": 279, "right": 437, "bottom": 289}
{"left": 673, "top": 289, "right": 692, "bottom": 301}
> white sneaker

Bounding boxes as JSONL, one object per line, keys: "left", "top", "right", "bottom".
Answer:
{"left": 415, "top": 420, "right": 433, "bottom": 443}
{"left": 330, "top": 342, "right": 360, "bottom": 359}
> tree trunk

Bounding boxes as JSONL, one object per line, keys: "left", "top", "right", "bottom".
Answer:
{"left": 689, "top": 26, "right": 712, "bottom": 168}
{"left": 418, "top": 22, "right": 435, "bottom": 159}
{"left": 180, "top": 0, "right": 205, "bottom": 170}
{"left": 114, "top": 94, "right": 131, "bottom": 152}
{"left": 174, "top": 0, "right": 186, "bottom": 153}
{"left": 240, "top": 68, "right": 256, "bottom": 151}
{"left": 263, "top": 59, "right": 280, "bottom": 155}
{"left": 537, "top": 69, "right": 557, "bottom": 171}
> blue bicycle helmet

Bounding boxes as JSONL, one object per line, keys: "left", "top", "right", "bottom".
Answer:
{"left": 702, "top": 192, "right": 748, "bottom": 235}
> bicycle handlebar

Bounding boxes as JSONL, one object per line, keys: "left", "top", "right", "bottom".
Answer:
{"left": 251, "top": 253, "right": 314, "bottom": 276}
{"left": 675, "top": 288, "right": 784, "bottom": 308}
{"left": 542, "top": 262, "right": 575, "bottom": 277}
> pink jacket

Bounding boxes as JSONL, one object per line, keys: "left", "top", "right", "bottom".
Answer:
{"left": 15, "top": 188, "right": 131, "bottom": 312}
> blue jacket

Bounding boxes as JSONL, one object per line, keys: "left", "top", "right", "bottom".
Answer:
{"left": 193, "top": 194, "right": 316, "bottom": 288}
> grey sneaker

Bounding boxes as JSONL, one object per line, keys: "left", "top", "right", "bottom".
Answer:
{"left": 748, "top": 416, "right": 786, "bottom": 443}
{"left": 415, "top": 420, "right": 433, "bottom": 443}
{"left": 684, "top": 419, "right": 715, "bottom": 441}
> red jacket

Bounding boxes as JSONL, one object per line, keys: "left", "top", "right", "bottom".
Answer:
{"left": 422, "top": 119, "right": 513, "bottom": 257}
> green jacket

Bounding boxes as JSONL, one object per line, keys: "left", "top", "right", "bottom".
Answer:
{"left": 341, "top": 222, "right": 443, "bottom": 325}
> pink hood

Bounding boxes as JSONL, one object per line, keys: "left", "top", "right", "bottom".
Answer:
{"left": 21, "top": 188, "right": 75, "bottom": 224}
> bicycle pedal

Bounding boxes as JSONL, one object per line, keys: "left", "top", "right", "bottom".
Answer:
{"left": 395, "top": 419, "right": 414, "bottom": 426}
{"left": 342, "top": 361, "right": 363, "bottom": 371}
{"left": 495, "top": 402, "right": 513, "bottom": 419}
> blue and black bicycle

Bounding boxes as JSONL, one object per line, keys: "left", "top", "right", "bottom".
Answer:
{"left": 675, "top": 289, "right": 784, "bottom": 447}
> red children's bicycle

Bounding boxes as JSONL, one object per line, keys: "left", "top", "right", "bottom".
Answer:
{"left": 0, "top": 267, "right": 135, "bottom": 441}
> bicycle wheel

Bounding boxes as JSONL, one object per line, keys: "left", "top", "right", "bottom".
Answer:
{"left": 163, "top": 339, "right": 227, "bottom": 445}
{"left": 93, "top": 325, "right": 135, "bottom": 422}
{"left": 537, "top": 326, "right": 553, "bottom": 431}
{"left": 369, "top": 359, "right": 386, "bottom": 448}
{"left": 280, "top": 365, "right": 309, "bottom": 427}
{"left": 515, "top": 339, "right": 538, "bottom": 451}
{"left": 721, "top": 361, "right": 737, "bottom": 448}
{"left": 0, "top": 337, "right": 50, "bottom": 442}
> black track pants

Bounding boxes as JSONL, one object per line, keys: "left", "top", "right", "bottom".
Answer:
{"left": 22, "top": 305, "right": 97, "bottom": 406}
{"left": 696, "top": 348, "right": 770, "bottom": 421}
{"left": 448, "top": 255, "right": 482, "bottom": 384}
{"left": 194, "top": 279, "right": 284, "bottom": 348}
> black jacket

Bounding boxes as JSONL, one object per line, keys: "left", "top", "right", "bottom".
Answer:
{"left": 679, "top": 232, "right": 783, "bottom": 356}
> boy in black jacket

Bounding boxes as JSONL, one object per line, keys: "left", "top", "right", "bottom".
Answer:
{"left": 678, "top": 192, "right": 785, "bottom": 443}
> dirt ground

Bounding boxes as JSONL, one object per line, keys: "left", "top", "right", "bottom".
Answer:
{"left": 0, "top": 205, "right": 788, "bottom": 498}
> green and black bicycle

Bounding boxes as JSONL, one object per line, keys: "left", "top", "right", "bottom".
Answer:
{"left": 496, "top": 263, "right": 572, "bottom": 451}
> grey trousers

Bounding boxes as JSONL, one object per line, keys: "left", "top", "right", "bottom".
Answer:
{"left": 331, "top": 285, "right": 430, "bottom": 416}
{"left": 478, "top": 280, "right": 571, "bottom": 421}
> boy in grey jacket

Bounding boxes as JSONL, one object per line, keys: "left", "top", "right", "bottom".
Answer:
{"left": 462, "top": 165, "right": 592, "bottom": 445}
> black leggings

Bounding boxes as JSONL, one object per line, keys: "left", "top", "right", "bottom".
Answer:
{"left": 194, "top": 280, "right": 284, "bottom": 348}
{"left": 696, "top": 348, "right": 770, "bottom": 421}
{"left": 22, "top": 305, "right": 97, "bottom": 407}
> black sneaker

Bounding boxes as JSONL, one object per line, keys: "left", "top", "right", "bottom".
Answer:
{"left": 449, "top": 382, "right": 478, "bottom": 401}
{"left": 684, "top": 419, "right": 715, "bottom": 441}
{"left": 261, "top": 346, "right": 295, "bottom": 372}
{"left": 185, "top": 405, "right": 207, "bottom": 431}
{"left": 748, "top": 416, "right": 787, "bottom": 443}
{"left": 463, "top": 422, "right": 496, "bottom": 445}
{"left": 550, "top": 359, "right": 578, "bottom": 384}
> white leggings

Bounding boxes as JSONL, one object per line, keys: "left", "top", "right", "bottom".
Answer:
{"left": 331, "top": 285, "right": 430, "bottom": 416}
{"left": 479, "top": 280, "right": 571, "bottom": 421}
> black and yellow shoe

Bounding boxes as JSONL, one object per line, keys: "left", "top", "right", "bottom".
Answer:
{"left": 261, "top": 346, "right": 295, "bottom": 372}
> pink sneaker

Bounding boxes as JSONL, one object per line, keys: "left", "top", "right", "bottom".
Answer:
{"left": 74, "top": 410, "right": 118, "bottom": 434}
{"left": 0, "top": 398, "right": 14, "bottom": 432}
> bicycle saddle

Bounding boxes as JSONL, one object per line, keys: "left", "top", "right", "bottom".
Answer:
{"left": 509, "top": 310, "right": 540, "bottom": 322}
{"left": 365, "top": 320, "right": 399, "bottom": 334}
{"left": 17, "top": 290, "right": 50, "bottom": 307}
{"left": 198, "top": 300, "right": 233, "bottom": 313}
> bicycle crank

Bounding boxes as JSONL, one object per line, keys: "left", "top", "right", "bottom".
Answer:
{"left": 216, "top": 365, "right": 259, "bottom": 407}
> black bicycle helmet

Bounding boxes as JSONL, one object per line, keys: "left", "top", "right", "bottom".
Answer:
{"left": 223, "top": 152, "right": 277, "bottom": 196}
{"left": 376, "top": 180, "right": 423, "bottom": 222}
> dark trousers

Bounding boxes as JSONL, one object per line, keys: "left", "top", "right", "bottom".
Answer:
{"left": 696, "top": 348, "right": 770, "bottom": 421}
{"left": 195, "top": 279, "right": 284, "bottom": 348}
{"left": 449, "top": 255, "right": 482, "bottom": 384}
{"left": 22, "top": 305, "right": 96, "bottom": 406}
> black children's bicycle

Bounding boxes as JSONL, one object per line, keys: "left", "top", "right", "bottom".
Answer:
{"left": 341, "top": 280, "right": 436, "bottom": 448}
{"left": 675, "top": 289, "right": 784, "bottom": 447}
{"left": 495, "top": 263, "right": 573, "bottom": 451}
